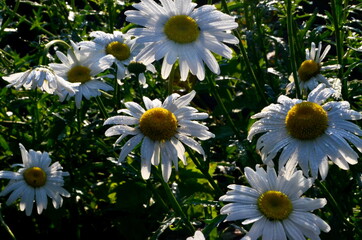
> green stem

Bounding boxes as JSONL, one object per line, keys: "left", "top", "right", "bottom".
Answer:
{"left": 113, "top": 65, "right": 121, "bottom": 109}
{"left": 206, "top": 76, "right": 243, "bottom": 141}
{"left": 40, "top": 39, "right": 71, "bottom": 65}
{"left": 315, "top": 180, "right": 355, "bottom": 229}
{"left": 107, "top": 0, "right": 115, "bottom": 32}
{"left": 0, "top": 205, "right": 16, "bottom": 240}
{"left": 1, "top": 3, "right": 55, "bottom": 37}
{"left": 95, "top": 96, "right": 109, "bottom": 119}
{"left": 286, "top": 0, "right": 301, "bottom": 99}
{"left": 186, "top": 147, "right": 224, "bottom": 197}
{"left": 220, "top": 0, "right": 268, "bottom": 105}
{"left": 331, "top": 0, "right": 347, "bottom": 99}
{"left": 0, "top": 0, "right": 20, "bottom": 36}
{"left": 154, "top": 167, "right": 195, "bottom": 234}
{"left": 32, "top": 89, "right": 41, "bottom": 143}
{"left": 168, "top": 64, "right": 176, "bottom": 95}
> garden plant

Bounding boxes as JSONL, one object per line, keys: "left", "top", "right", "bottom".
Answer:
{"left": 0, "top": 0, "right": 361, "bottom": 239}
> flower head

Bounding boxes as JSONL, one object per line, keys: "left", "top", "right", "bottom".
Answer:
{"left": 2, "top": 66, "right": 76, "bottom": 95}
{"left": 0, "top": 144, "right": 70, "bottom": 216}
{"left": 287, "top": 42, "right": 340, "bottom": 93}
{"left": 248, "top": 84, "right": 362, "bottom": 179}
{"left": 78, "top": 31, "right": 144, "bottom": 81}
{"left": 125, "top": 0, "right": 239, "bottom": 81}
{"left": 49, "top": 41, "right": 114, "bottom": 108}
{"left": 104, "top": 90, "right": 214, "bottom": 182}
{"left": 220, "top": 165, "right": 330, "bottom": 240}
{"left": 126, "top": 60, "right": 157, "bottom": 88}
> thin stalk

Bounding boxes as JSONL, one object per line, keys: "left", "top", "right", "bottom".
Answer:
{"left": 286, "top": 0, "right": 302, "bottom": 99}
{"left": 75, "top": 105, "right": 82, "bottom": 133}
{"left": 154, "top": 167, "right": 195, "bottom": 234}
{"left": 107, "top": 0, "right": 115, "bottom": 32}
{"left": 315, "top": 180, "right": 355, "bottom": 229}
{"left": 95, "top": 96, "right": 109, "bottom": 119}
{"left": 0, "top": 205, "right": 16, "bottom": 240}
{"left": 206, "top": 76, "right": 243, "bottom": 141}
{"left": 113, "top": 65, "right": 121, "bottom": 109}
{"left": 32, "top": 89, "right": 41, "bottom": 143}
{"left": 2, "top": 4, "right": 55, "bottom": 37}
{"left": 331, "top": 0, "right": 347, "bottom": 99}
{"left": 40, "top": 39, "right": 71, "bottom": 65}
{"left": 186, "top": 147, "right": 224, "bottom": 197}
{"left": 220, "top": 0, "right": 268, "bottom": 105}
{"left": 0, "top": 0, "right": 20, "bottom": 36}
{"left": 168, "top": 64, "right": 176, "bottom": 95}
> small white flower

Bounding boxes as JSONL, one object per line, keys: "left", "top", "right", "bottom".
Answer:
{"left": 125, "top": 60, "right": 157, "bottom": 88}
{"left": 248, "top": 83, "right": 362, "bottom": 179}
{"left": 186, "top": 230, "right": 205, "bottom": 240}
{"left": 104, "top": 90, "right": 215, "bottom": 182}
{"left": 2, "top": 66, "right": 76, "bottom": 95}
{"left": 125, "top": 0, "right": 239, "bottom": 81}
{"left": 0, "top": 144, "right": 70, "bottom": 216}
{"left": 220, "top": 165, "right": 330, "bottom": 240}
{"left": 287, "top": 42, "right": 340, "bottom": 93}
{"left": 78, "top": 31, "right": 144, "bottom": 81}
{"left": 49, "top": 41, "right": 114, "bottom": 108}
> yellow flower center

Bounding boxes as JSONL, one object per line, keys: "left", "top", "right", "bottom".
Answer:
{"left": 164, "top": 15, "right": 200, "bottom": 44}
{"left": 257, "top": 190, "right": 293, "bottom": 221}
{"left": 285, "top": 102, "right": 328, "bottom": 140}
{"left": 67, "top": 65, "right": 91, "bottom": 83}
{"left": 139, "top": 107, "right": 178, "bottom": 141}
{"left": 23, "top": 167, "right": 47, "bottom": 188}
{"left": 106, "top": 41, "right": 131, "bottom": 61}
{"left": 298, "top": 60, "right": 321, "bottom": 82}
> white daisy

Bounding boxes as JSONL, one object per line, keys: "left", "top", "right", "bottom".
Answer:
{"left": 0, "top": 143, "right": 70, "bottom": 216}
{"left": 220, "top": 165, "right": 330, "bottom": 240}
{"left": 49, "top": 41, "right": 114, "bottom": 109}
{"left": 247, "top": 83, "right": 362, "bottom": 180}
{"left": 78, "top": 31, "right": 144, "bottom": 81}
{"left": 186, "top": 230, "right": 205, "bottom": 240}
{"left": 2, "top": 66, "right": 76, "bottom": 95}
{"left": 125, "top": 0, "right": 239, "bottom": 81}
{"left": 125, "top": 60, "right": 157, "bottom": 88}
{"left": 287, "top": 42, "right": 340, "bottom": 93}
{"left": 104, "top": 90, "right": 215, "bottom": 182}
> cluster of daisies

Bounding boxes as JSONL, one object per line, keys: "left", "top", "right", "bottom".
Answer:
{"left": 0, "top": 0, "right": 361, "bottom": 239}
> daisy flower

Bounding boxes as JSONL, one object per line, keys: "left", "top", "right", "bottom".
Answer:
{"left": 186, "top": 230, "right": 205, "bottom": 240}
{"left": 125, "top": 0, "right": 239, "bottom": 81}
{"left": 0, "top": 143, "right": 70, "bottom": 216}
{"left": 49, "top": 41, "right": 114, "bottom": 109}
{"left": 247, "top": 83, "right": 362, "bottom": 180}
{"left": 220, "top": 165, "right": 330, "bottom": 240}
{"left": 287, "top": 42, "right": 340, "bottom": 93}
{"left": 78, "top": 31, "right": 144, "bottom": 81}
{"left": 2, "top": 66, "right": 76, "bottom": 95}
{"left": 126, "top": 60, "right": 157, "bottom": 88}
{"left": 104, "top": 90, "right": 215, "bottom": 182}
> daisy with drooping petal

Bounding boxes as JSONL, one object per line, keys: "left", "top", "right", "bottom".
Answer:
{"left": 0, "top": 144, "right": 70, "bottom": 216}
{"left": 247, "top": 83, "right": 362, "bottom": 180}
{"left": 186, "top": 230, "right": 205, "bottom": 240}
{"left": 78, "top": 31, "right": 144, "bottom": 82}
{"left": 104, "top": 90, "right": 214, "bottom": 182}
{"left": 287, "top": 42, "right": 340, "bottom": 93}
{"left": 2, "top": 66, "right": 77, "bottom": 95}
{"left": 49, "top": 41, "right": 114, "bottom": 109}
{"left": 125, "top": 0, "right": 239, "bottom": 81}
{"left": 220, "top": 165, "right": 330, "bottom": 240}
{"left": 126, "top": 60, "right": 157, "bottom": 88}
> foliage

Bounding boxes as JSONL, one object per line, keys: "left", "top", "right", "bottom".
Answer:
{"left": 0, "top": 0, "right": 361, "bottom": 239}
